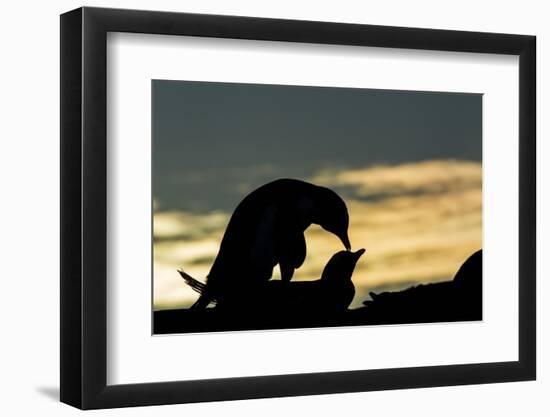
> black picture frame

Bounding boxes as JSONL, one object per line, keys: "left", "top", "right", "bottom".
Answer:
{"left": 60, "top": 6, "right": 536, "bottom": 410}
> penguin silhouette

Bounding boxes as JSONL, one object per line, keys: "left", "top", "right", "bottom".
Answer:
{"left": 180, "top": 248, "right": 365, "bottom": 313}
{"left": 187, "top": 178, "right": 351, "bottom": 309}
{"left": 262, "top": 248, "right": 365, "bottom": 313}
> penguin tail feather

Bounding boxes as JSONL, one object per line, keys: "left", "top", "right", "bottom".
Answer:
{"left": 178, "top": 269, "right": 206, "bottom": 294}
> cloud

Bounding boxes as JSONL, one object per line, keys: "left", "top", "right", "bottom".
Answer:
{"left": 153, "top": 160, "right": 481, "bottom": 310}
{"left": 311, "top": 160, "right": 481, "bottom": 201}
{"left": 154, "top": 210, "right": 229, "bottom": 241}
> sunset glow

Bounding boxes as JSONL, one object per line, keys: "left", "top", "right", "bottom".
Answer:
{"left": 154, "top": 159, "right": 481, "bottom": 310}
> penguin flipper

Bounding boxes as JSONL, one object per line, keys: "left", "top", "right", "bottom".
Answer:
{"left": 292, "top": 232, "right": 307, "bottom": 269}
{"left": 278, "top": 232, "right": 307, "bottom": 283}
{"left": 248, "top": 205, "right": 278, "bottom": 282}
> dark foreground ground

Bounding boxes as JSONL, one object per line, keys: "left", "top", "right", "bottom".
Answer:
{"left": 154, "top": 250, "right": 482, "bottom": 334}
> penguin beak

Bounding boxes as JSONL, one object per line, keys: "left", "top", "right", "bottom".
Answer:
{"left": 354, "top": 248, "right": 366, "bottom": 260}
{"left": 340, "top": 233, "right": 351, "bottom": 251}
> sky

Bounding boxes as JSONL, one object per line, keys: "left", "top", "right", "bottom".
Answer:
{"left": 152, "top": 80, "right": 482, "bottom": 310}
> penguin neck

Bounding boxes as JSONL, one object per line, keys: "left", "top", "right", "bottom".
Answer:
{"left": 321, "top": 276, "right": 353, "bottom": 288}
{"left": 309, "top": 186, "right": 331, "bottom": 225}
{"left": 308, "top": 205, "right": 323, "bottom": 226}
{"left": 321, "top": 271, "right": 353, "bottom": 284}
{"left": 311, "top": 213, "right": 323, "bottom": 226}
{"left": 296, "top": 195, "right": 322, "bottom": 226}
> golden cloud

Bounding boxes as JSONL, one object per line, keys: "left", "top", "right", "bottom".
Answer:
{"left": 311, "top": 160, "right": 481, "bottom": 198}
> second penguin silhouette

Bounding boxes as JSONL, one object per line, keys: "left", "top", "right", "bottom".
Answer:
{"left": 190, "top": 179, "right": 351, "bottom": 309}
{"left": 261, "top": 248, "right": 366, "bottom": 314}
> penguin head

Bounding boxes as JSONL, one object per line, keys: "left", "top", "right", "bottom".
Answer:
{"left": 315, "top": 187, "right": 351, "bottom": 250}
{"left": 321, "top": 248, "right": 366, "bottom": 282}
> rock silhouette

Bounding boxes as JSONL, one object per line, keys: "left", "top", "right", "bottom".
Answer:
{"left": 190, "top": 178, "right": 351, "bottom": 310}
{"left": 355, "top": 249, "right": 482, "bottom": 324}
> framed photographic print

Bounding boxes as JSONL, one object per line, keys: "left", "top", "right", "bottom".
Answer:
{"left": 60, "top": 6, "right": 536, "bottom": 409}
